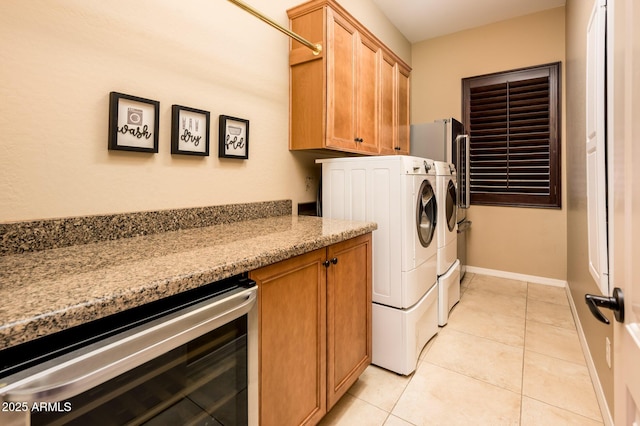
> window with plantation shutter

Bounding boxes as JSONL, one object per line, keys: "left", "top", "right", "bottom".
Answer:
{"left": 462, "top": 62, "right": 561, "bottom": 208}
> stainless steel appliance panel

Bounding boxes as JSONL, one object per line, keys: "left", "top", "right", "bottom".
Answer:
{"left": 410, "top": 121, "right": 447, "bottom": 162}
{"left": 0, "top": 276, "right": 258, "bottom": 426}
{"left": 410, "top": 118, "right": 468, "bottom": 220}
{"left": 457, "top": 219, "right": 471, "bottom": 279}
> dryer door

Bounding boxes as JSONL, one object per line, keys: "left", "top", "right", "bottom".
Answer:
{"left": 417, "top": 179, "right": 437, "bottom": 247}
{"left": 446, "top": 178, "right": 457, "bottom": 232}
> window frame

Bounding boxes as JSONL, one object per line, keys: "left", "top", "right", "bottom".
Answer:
{"left": 462, "top": 62, "right": 562, "bottom": 208}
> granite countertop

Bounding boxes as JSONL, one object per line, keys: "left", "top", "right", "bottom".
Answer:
{"left": 0, "top": 215, "right": 376, "bottom": 351}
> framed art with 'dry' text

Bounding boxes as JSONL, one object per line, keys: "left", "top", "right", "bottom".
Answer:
{"left": 108, "top": 92, "right": 159, "bottom": 153}
{"left": 171, "top": 105, "right": 210, "bottom": 156}
{"left": 219, "top": 115, "right": 249, "bottom": 159}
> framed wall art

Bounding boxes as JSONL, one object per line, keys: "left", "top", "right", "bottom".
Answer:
{"left": 108, "top": 92, "right": 159, "bottom": 153}
{"left": 219, "top": 115, "right": 249, "bottom": 159}
{"left": 171, "top": 105, "right": 210, "bottom": 156}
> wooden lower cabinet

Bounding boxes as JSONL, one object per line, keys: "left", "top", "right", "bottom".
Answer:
{"left": 326, "top": 235, "right": 372, "bottom": 408}
{"left": 252, "top": 248, "right": 327, "bottom": 426}
{"left": 251, "top": 233, "right": 372, "bottom": 426}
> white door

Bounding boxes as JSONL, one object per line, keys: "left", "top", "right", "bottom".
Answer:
{"left": 610, "top": 0, "right": 640, "bottom": 423}
{"left": 586, "top": 0, "right": 609, "bottom": 296}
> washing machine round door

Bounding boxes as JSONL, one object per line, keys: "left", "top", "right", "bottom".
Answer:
{"left": 417, "top": 179, "right": 437, "bottom": 247}
{"left": 446, "top": 178, "right": 457, "bottom": 232}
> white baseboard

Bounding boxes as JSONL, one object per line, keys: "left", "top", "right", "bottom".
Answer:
{"left": 465, "top": 266, "right": 568, "bottom": 287}
{"left": 565, "top": 286, "right": 614, "bottom": 426}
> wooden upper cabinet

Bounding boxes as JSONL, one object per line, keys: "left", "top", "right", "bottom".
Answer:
{"left": 288, "top": 0, "right": 410, "bottom": 155}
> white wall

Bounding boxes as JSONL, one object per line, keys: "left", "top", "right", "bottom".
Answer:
{"left": 0, "top": 0, "right": 409, "bottom": 222}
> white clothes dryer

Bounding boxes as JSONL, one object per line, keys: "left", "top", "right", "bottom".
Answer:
{"left": 318, "top": 155, "right": 439, "bottom": 375}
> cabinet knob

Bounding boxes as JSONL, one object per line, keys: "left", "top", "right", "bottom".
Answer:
{"left": 331, "top": 257, "right": 338, "bottom": 265}
{"left": 354, "top": 138, "right": 363, "bottom": 143}
{"left": 323, "top": 260, "right": 331, "bottom": 268}
{"left": 394, "top": 146, "right": 401, "bottom": 151}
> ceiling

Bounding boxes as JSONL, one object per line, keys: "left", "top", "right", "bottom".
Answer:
{"left": 372, "top": 0, "right": 566, "bottom": 43}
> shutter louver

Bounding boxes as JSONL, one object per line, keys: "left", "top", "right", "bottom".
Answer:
{"left": 463, "top": 63, "right": 560, "bottom": 208}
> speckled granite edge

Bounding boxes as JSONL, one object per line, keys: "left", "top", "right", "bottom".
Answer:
{"left": 0, "top": 200, "right": 292, "bottom": 256}
{"left": 0, "top": 216, "right": 376, "bottom": 350}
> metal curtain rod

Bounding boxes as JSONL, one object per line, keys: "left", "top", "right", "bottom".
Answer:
{"left": 227, "top": 0, "right": 322, "bottom": 55}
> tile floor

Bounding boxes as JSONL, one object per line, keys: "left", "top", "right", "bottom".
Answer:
{"left": 319, "top": 273, "right": 604, "bottom": 426}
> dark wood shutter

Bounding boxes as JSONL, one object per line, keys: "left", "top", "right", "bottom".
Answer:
{"left": 462, "top": 63, "right": 561, "bottom": 208}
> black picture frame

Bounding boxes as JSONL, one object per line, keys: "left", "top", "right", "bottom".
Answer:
{"left": 108, "top": 92, "right": 159, "bottom": 153}
{"left": 171, "top": 105, "right": 210, "bottom": 156}
{"left": 219, "top": 115, "right": 249, "bottom": 159}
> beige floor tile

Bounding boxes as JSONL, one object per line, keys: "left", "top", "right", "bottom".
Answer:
{"left": 319, "top": 393, "right": 388, "bottom": 426}
{"left": 417, "top": 332, "right": 438, "bottom": 362}
{"left": 460, "top": 286, "right": 527, "bottom": 319}
{"left": 326, "top": 273, "right": 602, "bottom": 426}
{"left": 383, "top": 415, "right": 415, "bottom": 426}
{"left": 347, "top": 365, "right": 411, "bottom": 412}
{"left": 447, "top": 301, "right": 526, "bottom": 347}
{"left": 527, "top": 283, "right": 569, "bottom": 306}
{"left": 522, "top": 351, "right": 602, "bottom": 421}
{"left": 424, "top": 327, "right": 524, "bottom": 392}
{"left": 392, "top": 363, "right": 521, "bottom": 425}
{"left": 525, "top": 320, "right": 586, "bottom": 365}
{"left": 526, "top": 298, "right": 576, "bottom": 330}
{"left": 467, "top": 274, "right": 528, "bottom": 298}
{"left": 460, "top": 272, "right": 474, "bottom": 295}
{"left": 520, "top": 396, "right": 604, "bottom": 425}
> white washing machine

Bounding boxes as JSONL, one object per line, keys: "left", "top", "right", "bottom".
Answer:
{"left": 435, "top": 161, "right": 460, "bottom": 325}
{"left": 318, "top": 155, "right": 439, "bottom": 375}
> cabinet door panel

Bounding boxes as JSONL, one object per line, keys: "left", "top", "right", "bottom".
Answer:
{"left": 327, "top": 10, "right": 357, "bottom": 150}
{"left": 252, "top": 249, "right": 327, "bottom": 426}
{"left": 356, "top": 34, "right": 380, "bottom": 153}
{"left": 396, "top": 65, "right": 411, "bottom": 155}
{"left": 326, "top": 234, "right": 372, "bottom": 409}
{"left": 379, "top": 53, "right": 396, "bottom": 154}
